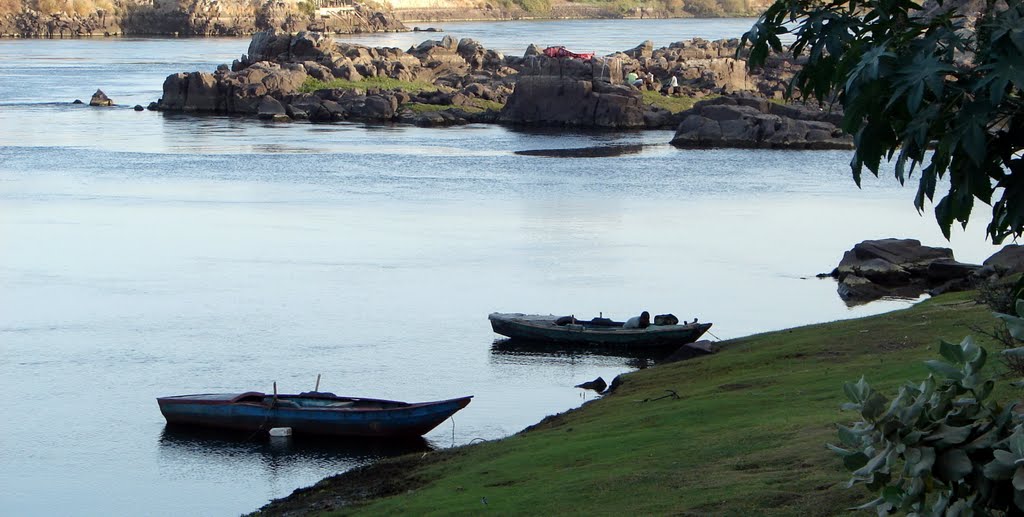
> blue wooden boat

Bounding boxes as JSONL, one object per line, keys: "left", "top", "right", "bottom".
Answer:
{"left": 489, "top": 312, "right": 712, "bottom": 348}
{"left": 157, "top": 391, "right": 472, "bottom": 437}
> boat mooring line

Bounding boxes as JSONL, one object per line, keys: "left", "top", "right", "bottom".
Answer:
{"left": 706, "top": 330, "right": 722, "bottom": 341}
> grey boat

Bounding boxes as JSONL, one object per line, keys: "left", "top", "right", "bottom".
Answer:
{"left": 488, "top": 312, "right": 712, "bottom": 348}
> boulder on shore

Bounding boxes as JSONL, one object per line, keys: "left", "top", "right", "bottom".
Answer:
{"left": 827, "top": 238, "right": 1001, "bottom": 304}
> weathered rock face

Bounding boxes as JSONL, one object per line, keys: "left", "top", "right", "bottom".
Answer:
{"left": 671, "top": 95, "right": 852, "bottom": 150}
{"left": 829, "top": 238, "right": 983, "bottom": 304}
{"left": 0, "top": 9, "right": 120, "bottom": 37}
{"left": 1, "top": 0, "right": 405, "bottom": 37}
{"left": 89, "top": 89, "right": 113, "bottom": 106}
{"left": 984, "top": 245, "right": 1024, "bottom": 276}
{"left": 157, "top": 61, "right": 307, "bottom": 114}
{"left": 499, "top": 56, "right": 645, "bottom": 128}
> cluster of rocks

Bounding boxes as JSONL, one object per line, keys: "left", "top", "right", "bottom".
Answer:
{"left": 827, "top": 239, "right": 1024, "bottom": 304}
{"left": 150, "top": 29, "right": 816, "bottom": 134}
{"left": 0, "top": 9, "right": 119, "bottom": 37}
{"left": 670, "top": 95, "right": 852, "bottom": 150}
{"left": 0, "top": 0, "right": 404, "bottom": 38}
{"left": 152, "top": 30, "right": 518, "bottom": 126}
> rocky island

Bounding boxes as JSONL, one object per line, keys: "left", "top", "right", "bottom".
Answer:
{"left": 150, "top": 29, "right": 853, "bottom": 149}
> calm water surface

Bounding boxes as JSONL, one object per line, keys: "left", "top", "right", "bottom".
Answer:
{"left": 0, "top": 19, "right": 1003, "bottom": 516}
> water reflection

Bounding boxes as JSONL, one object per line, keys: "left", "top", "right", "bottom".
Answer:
{"left": 158, "top": 425, "right": 432, "bottom": 478}
{"left": 489, "top": 338, "right": 674, "bottom": 366}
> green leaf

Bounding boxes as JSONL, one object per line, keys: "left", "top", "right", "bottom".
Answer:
{"left": 853, "top": 446, "right": 892, "bottom": 477}
{"left": 862, "top": 391, "right": 890, "bottom": 420}
{"left": 838, "top": 424, "right": 866, "bottom": 446}
{"left": 984, "top": 450, "right": 1019, "bottom": 480}
{"left": 908, "top": 446, "right": 936, "bottom": 477}
{"left": 997, "top": 313, "right": 1024, "bottom": 342}
{"left": 926, "top": 423, "right": 972, "bottom": 446}
{"left": 939, "top": 340, "right": 965, "bottom": 364}
{"left": 935, "top": 449, "right": 973, "bottom": 483}
{"left": 1014, "top": 466, "right": 1024, "bottom": 491}
{"left": 965, "top": 426, "right": 1001, "bottom": 451}
{"left": 843, "top": 379, "right": 863, "bottom": 404}
{"left": 924, "top": 360, "right": 964, "bottom": 381}
{"left": 845, "top": 451, "right": 871, "bottom": 471}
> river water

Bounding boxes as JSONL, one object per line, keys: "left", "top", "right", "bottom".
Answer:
{"left": 0, "top": 19, "right": 1003, "bottom": 516}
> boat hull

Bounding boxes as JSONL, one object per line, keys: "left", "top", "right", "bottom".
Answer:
{"left": 489, "top": 313, "right": 712, "bottom": 348}
{"left": 157, "top": 393, "right": 472, "bottom": 437}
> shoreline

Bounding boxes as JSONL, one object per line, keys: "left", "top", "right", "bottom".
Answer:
{"left": 246, "top": 291, "right": 1004, "bottom": 515}
{"left": 0, "top": 11, "right": 760, "bottom": 39}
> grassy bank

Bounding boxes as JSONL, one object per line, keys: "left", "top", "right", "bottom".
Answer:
{"left": 299, "top": 77, "right": 441, "bottom": 94}
{"left": 254, "top": 292, "right": 1009, "bottom": 516}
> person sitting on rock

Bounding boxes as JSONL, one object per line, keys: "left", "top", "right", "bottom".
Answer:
{"left": 626, "top": 71, "right": 642, "bottom": 88}
{"left": 623, "top": 311, "right": 651, "bottom": 329}
{"left": 665, "top": 75, "right": 680, "bottom": 96}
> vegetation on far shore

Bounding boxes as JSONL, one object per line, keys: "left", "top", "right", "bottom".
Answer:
{"left": 253, "top": 291, "right": 1008, "bottom": 516}
{"left": 299, "top": 77, "right": 441, "bottom": 95}
{"left": 403, "top": 99, "right": 504, "bottom": 114}
{"left": 641, "top": 90, "right": 718, "bottom": 113}
{"left": 496, "top": 0, "right": 758, "bottom": 17}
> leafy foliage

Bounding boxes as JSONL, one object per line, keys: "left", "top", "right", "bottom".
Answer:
{"left": 742, "top": 1, "right": 1024, "bottom": 243}
{"left": 832, "top": 337, "right": 1024, "bottom": 514}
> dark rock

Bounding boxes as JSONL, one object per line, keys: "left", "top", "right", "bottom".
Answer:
{"left": 671, "top": 95, "right": 853, "bottom": 150}
{"left": 660, "top": 340, "right": 719, "bottom": 364}
{"left": 984, "top": 245, "right": 1024, "bottom": 275}
{"left": 837, "top": 239, "right": 953, "bottom": 278}
{"left": 603, "top": 375, "right": 623, "bottom": 395}
{"left": 72, "top": 99, "right": 84, "bottom": 104}
{"left": 256, "top": 96, "right": 289, "bottom": 121}
{"left": 89, "top": 89, "right": 113, "bottom": 107}
{"left": 927, "top": 259, "right": 982, "bottom": 282}
{"left": 500, "top": 75, "right": 644, "bottom": 129}
{"left": 575, "top": 377, "right": 607, "bottom": 392}
{"left": 831, "top": 238, "right": 968, "bottom": 304}
{"left": 133, "top": 105, "right": 144, "bottom": 111}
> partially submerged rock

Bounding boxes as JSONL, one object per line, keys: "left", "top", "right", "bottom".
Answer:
{"left": 575, "top": 377, "right": 608, "bottom": 392}
{"left": 89, "top": 89, "right": 113, "bottom": 107}
{"left": 670, "top": 95, "right": 852, "bottom": 150}
{"left": 826, "top": 238, "right": 1012, "bottom": 304}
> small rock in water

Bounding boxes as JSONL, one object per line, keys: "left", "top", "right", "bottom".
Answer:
{"left": 89, "top": 89, "right": 113, "bottom": 107}
{"left": 575, "top": 377, "right": 607, "bottom": 392}
{"left": 133, "top": 105, "right": 144, "bottom": 111}
{"left": 72, "top": 99, "right": 84, "bottom": 104}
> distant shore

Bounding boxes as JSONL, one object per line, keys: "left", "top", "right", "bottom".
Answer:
{"left": 0, "top": 1, "right": 762, "bottom": 39}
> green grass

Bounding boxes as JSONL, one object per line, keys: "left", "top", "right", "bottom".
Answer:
{"left": 299, "top": 76, "right": 440, "bottom": 94}
{"left": 403, "top": 99, "right": 505, "bottom": 114}
{"left": 257, "top": 292, "right": 1009, "bottom": 516}
{"left": 642, "top": 91, "right": 719, "bottom": 113}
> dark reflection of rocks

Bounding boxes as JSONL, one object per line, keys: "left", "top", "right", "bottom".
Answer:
{"left": 514, "top": 144, "right": 645, "bottom": 158}
{"left": 490, "top": 338, "right": 678, "bottom": 364}
{"left": 158, "top": 425, "right": 432, "bottom": 477}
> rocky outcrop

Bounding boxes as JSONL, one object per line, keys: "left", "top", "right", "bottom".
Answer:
{"left": 827, "top": 238, "right": 995, "bottom": 304}
{"left": 1, "top": 0, "right": 405, "bottom": 38}
{"left": 157, "top": 61, "right": 308, "bottom": 114}
{"left": 670, "top": 95, "right": 852, "bottom": 150}
{"left": 0, "top": 9, "right": 120, "bottom": 37}
{"left": 89, "top": 89, "right": 113, "bottom": 106}
{"left": 150, "top": 30, "right": 814, "bottom": 133}
{"left": 499, "top": 55, "right": 645, "bottom": 128}
{"left": 984, "top": 245, "right": 1024, "bottom": 276}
